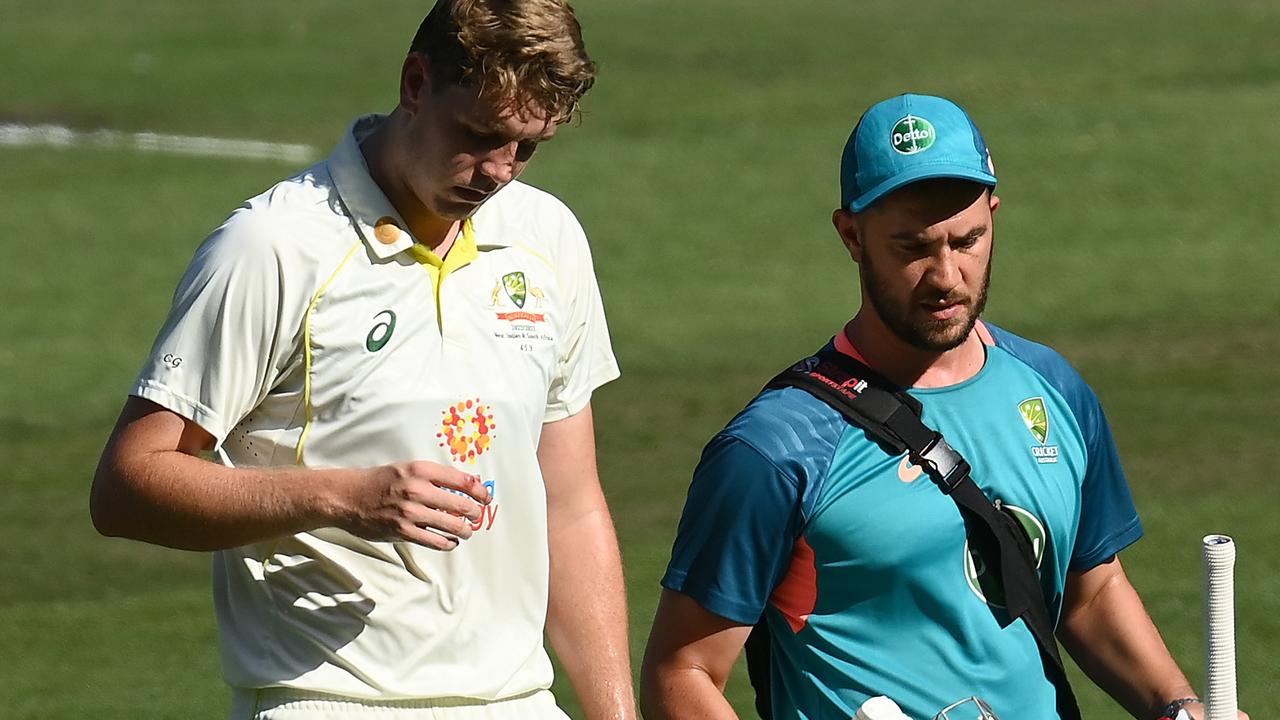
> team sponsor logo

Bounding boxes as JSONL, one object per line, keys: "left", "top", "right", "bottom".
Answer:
{"left": 792, "top": 356, "right": 821, "bottom": 373}
{"left": 443, "top": 478, "right": 500, "bottom": 531}
{"left": 1018, "top": 396, "right": 1059, "bottom": 464}
{"left": 365, "top": 310, "right": 396, "bottom": 352}
{"left": 490, "top": 271, "right": 547, "bottom": 323}
{"left": 891, "top": 115, "right": 936, "bottom": 155}
{"left": 963, "top": 502, "right": 1047, "bottom": 608}
{"left": 471, "top": 479, "right": 499, "bottom": 530}
{"left": 437, "top": 398, "right": 496, "bottom": 464}
{"left": 795, "top": 358, "right": 869, "bottom": 397}
{"left": 437, "top": 400, "right": 500, "bottom": 530}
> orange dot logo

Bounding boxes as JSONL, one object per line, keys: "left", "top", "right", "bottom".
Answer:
{"left": 374, "top": 216, "right": 401, "bottom": 245}
{"left": 437, "top": 398, "right": 496, "bottom": 464}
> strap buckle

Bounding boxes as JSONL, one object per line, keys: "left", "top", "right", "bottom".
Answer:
{"left": 917, "top": 434, "right": 970, "bottom": 494}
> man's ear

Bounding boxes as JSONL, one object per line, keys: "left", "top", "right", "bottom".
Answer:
{"left": 989, "top": 191, "right": 1000, "bottom": 215}
{"left": 832, "top": 208, "right": 865, "bottom": 264}
{"left": 400, "top": 53, "right": 432, "bottom": 116}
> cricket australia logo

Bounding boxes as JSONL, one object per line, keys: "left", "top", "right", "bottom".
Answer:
{"left": 502, "top": 271, "right": 527, "bottom": 308}
{"left": 964, "top": 503, "right": 1047, "bottom": 608}
{"left": 891, "top": 115, "right": 936, "bottom": 155}
{"left": 1018, "top": 397, "right": 1059, "bottom": 464}
{"left": 489, "top": 270, "right": 548, "bottom": 324}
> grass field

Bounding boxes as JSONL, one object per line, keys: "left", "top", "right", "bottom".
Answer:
{"left": 2, "top": 0, "right": 1278, "bottom": 717}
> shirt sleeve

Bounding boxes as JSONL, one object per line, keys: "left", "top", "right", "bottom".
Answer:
{"left": 661, "top": 434, "right": 805, "bottom": 625}
{"left": 130, "top": 211, "right": 302, "bottom": 445}
{"left": 543, "top": 210, "right": 619, "bottom": 422}
{"left": 1070, "top": 391, "right": 1144, "bottom": 570}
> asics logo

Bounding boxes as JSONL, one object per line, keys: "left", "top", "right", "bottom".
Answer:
{"left": 366, "top": 310, "right": 396, "bottom": 352}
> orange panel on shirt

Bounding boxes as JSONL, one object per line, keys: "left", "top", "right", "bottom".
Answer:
{"left": 769, "top": 536, "right": 817, "bottom": 633}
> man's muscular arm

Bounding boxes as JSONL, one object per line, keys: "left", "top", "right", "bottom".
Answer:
{"left": 540, "top": 405, "right": 636, "bottom": 720}
{"left": 1058, "top": 556, "right": 1249, "bottom": 720}
{"left": 90, "top": 396, "right": 490, "bottom": 551}
{"left": 640, "top": 589, "right": 750, "bottom": 720}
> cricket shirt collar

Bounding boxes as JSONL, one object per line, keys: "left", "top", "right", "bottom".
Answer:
{"left": 329, "top": 115, "right": 515, "bottom": 261}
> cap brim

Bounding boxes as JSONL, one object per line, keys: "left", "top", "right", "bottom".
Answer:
{"left": 848, "top": 164, "right": 997, "bottom": 213}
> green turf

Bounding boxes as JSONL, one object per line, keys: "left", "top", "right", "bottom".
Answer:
{"left": 2, "top": 0, "right": 1278, "bottom": 717}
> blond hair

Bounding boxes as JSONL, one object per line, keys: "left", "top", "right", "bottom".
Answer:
{"left": 409, "top": 0, "right": 596, "bottom": 122}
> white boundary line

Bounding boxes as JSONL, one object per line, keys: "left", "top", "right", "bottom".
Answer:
{"left": 0, "top": 122, "right": 317, "bottom": 164}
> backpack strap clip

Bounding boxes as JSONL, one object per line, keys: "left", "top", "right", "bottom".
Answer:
{"left": 917, "top": 434, "right": 969, "bottom": 494}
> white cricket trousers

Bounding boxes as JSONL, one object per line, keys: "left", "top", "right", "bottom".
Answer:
{"left": 230, "top": 688, "right": 572, "bottom": 720}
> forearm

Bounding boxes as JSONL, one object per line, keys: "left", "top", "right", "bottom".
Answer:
{"left": 546, "top": 503, "right": 635, "bottom": 720}
{"left": 92, "top": 447, "right": 362, "bottom": 551}
{"left": 1059, "top": 564, "right": 1196, "bottom": 718}
{"left": 639, "top": 590, "right": 749, "bottom": 720}
{"left": 640, "top": 665, "right": 740, "bottom": 720}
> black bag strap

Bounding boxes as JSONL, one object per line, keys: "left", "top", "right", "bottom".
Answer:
{"left": 744, "top": 349, "right": 1080, "bottom": 720}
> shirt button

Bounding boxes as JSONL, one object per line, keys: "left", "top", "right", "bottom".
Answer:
{"left": 374, "top": 217, "right": 401, "bottom": 244}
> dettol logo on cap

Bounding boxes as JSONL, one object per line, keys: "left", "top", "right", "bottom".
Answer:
{"left": 890, "top": 115, "right": 935, "bottom": 155}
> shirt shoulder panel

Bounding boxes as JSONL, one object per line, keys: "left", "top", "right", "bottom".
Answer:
{"left": 479, "top": 182, "right": 619, "bottom": 420}
{"left": 721, "top": 386, "right": 851, "bottom": 522}
{"left": 985, "top": 324, "right": 1092, "bottom": 410}
{"left": 984, "top": 323, "right": 1143, "bottom": 568}
{"left": 661, "top": 385, "right": 850, "bottom": 624}
{"left": 131, "top": 164, "right": 358, "bottom": 443}
{"left": 473, "top": 182, "right": 593, "bottom": 288}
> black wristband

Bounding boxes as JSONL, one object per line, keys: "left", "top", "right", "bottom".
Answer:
{"left": 1153, "top": 697, "right": 1202, "bottom": 719}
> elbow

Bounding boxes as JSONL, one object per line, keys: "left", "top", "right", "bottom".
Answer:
{"left": 638, "top": 677, "right": 662, "bottom": 720}
{"left": 89, "top": 471, "right": 123, "bottom": 538}
{"left": 639, "top": 651, "right": 675, "bottom": 720}
{"left": 638, "top": 650, "right": 659, "bottom": 719}
{"left": 89, "top": 457, "right": 137, "bottom": 539}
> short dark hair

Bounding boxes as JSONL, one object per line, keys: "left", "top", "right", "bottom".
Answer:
{"left": 409, "top": 0, "right": 596, "bottom": 122}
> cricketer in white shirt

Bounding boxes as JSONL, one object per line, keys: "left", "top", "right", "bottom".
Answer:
{"left": 128, "top": 114, "right": 620, "bottom": 702}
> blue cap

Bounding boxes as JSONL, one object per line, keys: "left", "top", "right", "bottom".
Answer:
{"left": 840, "top": 94, "right": 997, "bottom": 212}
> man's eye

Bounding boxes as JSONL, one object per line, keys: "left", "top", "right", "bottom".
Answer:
{"left": 515, "top": 141, "right": 538, "bottom": 161}
{"left": 466, "top": 127, "right": 503, "bottom": 145}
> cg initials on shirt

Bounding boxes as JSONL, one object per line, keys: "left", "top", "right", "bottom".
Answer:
{"left": 366, "top": 310, "right": 397, "bottom": 352}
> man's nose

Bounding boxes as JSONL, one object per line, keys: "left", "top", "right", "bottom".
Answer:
{"left": 925, "top": 248, "right": 962, "bottom": 292}
{"left": 479, "top": 142, "right": 517, "bottom": 184}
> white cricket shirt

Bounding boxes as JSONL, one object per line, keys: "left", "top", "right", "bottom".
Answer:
{"left": 131, "top": 115, "right": 619, "bottom": 700}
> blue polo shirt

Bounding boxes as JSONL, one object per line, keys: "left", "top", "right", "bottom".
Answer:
{"left": 661, "top": 323, "right": 1142, "bottom": 719}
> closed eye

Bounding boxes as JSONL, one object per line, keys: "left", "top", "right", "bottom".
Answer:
{"left": 952, "top": 227, "right": 986, "bottom": 250}
{"left": 515, "top": 140, "right": 539, "bottom": 162}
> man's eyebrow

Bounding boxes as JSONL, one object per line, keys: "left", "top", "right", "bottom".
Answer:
{"left": 461, "top": 114, "right": 556, "bottom": 143}
{"left": 889, "top": 225, "right": 987, "bottom": 243}
{"left": 460, "top": 116, "right": 507, "bottom": 134}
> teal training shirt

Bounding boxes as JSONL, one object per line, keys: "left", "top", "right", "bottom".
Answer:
{"left": 662, "top": 324, "right": 1142, "bottom": 719}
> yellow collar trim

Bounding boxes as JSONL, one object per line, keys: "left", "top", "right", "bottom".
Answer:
{"left": 407, "top": 219, "right": 477, "bottom": 274}
{"left": 407, "top": 219, "right": 478, "bottom": 330}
